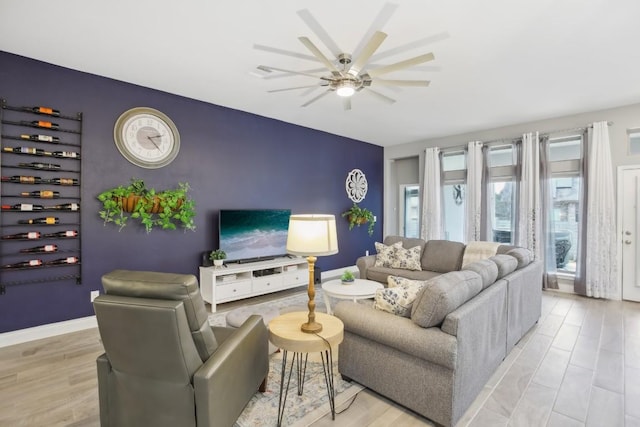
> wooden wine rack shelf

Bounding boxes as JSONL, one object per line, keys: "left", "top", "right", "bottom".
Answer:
{"left": 0, "top": 98, "right": 83, "bottom": 294}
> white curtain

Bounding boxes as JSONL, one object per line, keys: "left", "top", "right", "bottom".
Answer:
{"left": 584, "top": 121, "right": 617, "bottom": 298}
{"left": 421, "top": 147, "right": 442, "bottom": 240}
{"left": 517, "top": 132, "right": 541, "bottom": 259}
{"left": 465, "top": 141, "right": 483, "bottom": 242}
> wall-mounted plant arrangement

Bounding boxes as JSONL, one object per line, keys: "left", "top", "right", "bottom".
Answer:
{"left": 97, "top": 178, "right": 195, "bottom": 233}
{"left": 341, "top": 203, "right": 375, "bottom": 236}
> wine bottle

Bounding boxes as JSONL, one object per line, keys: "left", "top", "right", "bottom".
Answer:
{"left": 42, "top": 230, "right": 78, "bottom": 238}
{"left": 1, "top": 204, "right": 45, "bottom": 211}
{"left": 45, "top": 177, "right": 78, "bottom": 186}
{"left": 20, "top": 244, "right": 57, "bottom": 253}
{"left": 24, "top": 120, "right": 59, "bottom": 130}
{"left": 20, "top": 190, "right": 60, "bottom": 199}
{"left": 45, "top": 256, "right": 79, "bottom": 266}
{"left": 2, "top": 259, "right": 43, "bottom": 269}
{"left": 20, "top": 134, "right": 60, "bottom": 143}
{"left": 51, "top": 151, "right": 80, "bottom": 159}
{"left": 17, "top": 217, "right": 59, "bottom": 225}
{"left": 3, "top": 146, "right": 46, "bottom": 155}
{"left": 46, "top": 203, "right": 79, "bottom": 211}
{"left": 1, "top": 231, "right": 41, "bottom": 240}
{"left": 18, "top": 162, "right": 61, "bottom": 170}
{"left": 25, "top": 106, "right": 61, "bottom": 117}
{"left": 1, "top": 175, "right": 44, "bottom": 184}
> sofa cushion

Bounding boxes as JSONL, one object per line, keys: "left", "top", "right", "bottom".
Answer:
{"left": 462, "top": 259, "right": 499, "bottom": 289}
{"left": 422, "top": 240, "right": 466, "bottom": 273}
{"left": 411, "top": 270, "right": 483, "bottom": 328}
{"left": 506, "top": 248, "right": 532, "bottom": 269}
{"left": 383, "top": 235, "right": 427, "bottom": 252}
{"left": 374, "top": 241, "right": 402, "bottom": 268}
{"left": 391, "top": 245, "right": 422, "bottom": 271}
{"left": 373, "top": 276, "right": 427, "bottom": 317}
{"left": 489, "top": 254, "right": 518, "bottom": 278}
{"left": 366, "top": 266, "right": 442, "bottom": 285}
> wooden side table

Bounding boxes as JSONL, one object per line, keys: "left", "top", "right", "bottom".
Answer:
{"left": 269, "top": 311, "right": 344, "bottom": 426}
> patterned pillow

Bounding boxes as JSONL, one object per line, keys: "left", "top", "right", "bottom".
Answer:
{"left": 374, "top": 241, "right": 402, "bottom": 267}
{"left": 391, "top": 245, "right": 422, "bottom": 271}
{"left": 373, "top": 276, "right": 427, "bottom": 317}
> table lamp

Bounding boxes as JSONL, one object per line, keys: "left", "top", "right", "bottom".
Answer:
{"left": 286, "top": 214, "right": 338, "bottom": 333}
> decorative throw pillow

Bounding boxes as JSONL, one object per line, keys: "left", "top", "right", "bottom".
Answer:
{"left": 391, "top": 245, "right": 422, "bottom": 271}
{"left": 373, "top": 276, "right": 427, "bottom": 317}
{"left": 374, "top": 241, "right": 402, "bottom": 268}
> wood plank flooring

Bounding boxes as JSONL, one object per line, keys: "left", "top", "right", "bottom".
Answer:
{"left": 0, "top": 290, "right": 637, "bottom": 427}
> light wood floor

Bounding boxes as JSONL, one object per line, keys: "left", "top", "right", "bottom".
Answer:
{"left": 0, "top": 290, "right": 638, "bottom": 427}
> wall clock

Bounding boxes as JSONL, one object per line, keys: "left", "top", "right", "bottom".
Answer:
{"left": 113, "top": 107, "right": 180, "bottom": 169}
{"left": 346, "top": 169, "right": 368, "bottom": 202}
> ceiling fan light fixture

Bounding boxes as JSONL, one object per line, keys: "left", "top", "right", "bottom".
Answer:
{"left": 336, "top": 80, "right": 356, "bottom": 97}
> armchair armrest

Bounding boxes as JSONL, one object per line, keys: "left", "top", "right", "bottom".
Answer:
{"left": 193, "top": 314, "right": 269, "bottom": 427}
{"left": 356, "top": 254, "right": 377, "bottom": 280}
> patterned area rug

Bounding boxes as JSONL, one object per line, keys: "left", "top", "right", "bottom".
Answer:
{"left": 208, "top": 290, "right": 364, "bottom": 427}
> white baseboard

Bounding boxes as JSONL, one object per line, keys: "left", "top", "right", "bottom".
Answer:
{"left": 321, "top": 265, "right": 357, "bottom": 281}
{"left": 0, "top": 315, "right": 97, "bottom": 348}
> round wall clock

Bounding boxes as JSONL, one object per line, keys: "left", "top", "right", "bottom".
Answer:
{"left": 113, "top": 107, "right": 180, "bottom": 169}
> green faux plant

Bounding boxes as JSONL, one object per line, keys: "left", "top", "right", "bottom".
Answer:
{"left": 97, "top": 178, "right": 196, "bottom": 233}
{"left": 341, "top": 203, "right": 375, "bottom": 236}
{"left": 209, "top": 249, "right": 227, "bottom": 261}
{"left": 341, "top": 270, "right": 355, "bottom": 282}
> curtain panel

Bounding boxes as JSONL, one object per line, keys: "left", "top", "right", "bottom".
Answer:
{"left": 465, "top": 141, "right": 484, "bottom": 242}
{"left": 421, "top": 147, "right": 443, "bottom": 240}
{"left": 517, "top": 132, "right": 541, "bottom": 260}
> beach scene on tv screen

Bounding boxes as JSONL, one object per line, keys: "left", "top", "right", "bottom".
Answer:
{"left": 219, "top": 209, "right": 290, "bottom": 262}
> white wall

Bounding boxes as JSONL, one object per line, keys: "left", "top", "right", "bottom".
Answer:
{"left": 384, "top": 102, "right": 640, "bottom": 235}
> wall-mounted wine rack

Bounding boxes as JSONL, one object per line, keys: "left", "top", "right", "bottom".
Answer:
{"left": 0, "top": 99, "right": 82, "bottom": 295}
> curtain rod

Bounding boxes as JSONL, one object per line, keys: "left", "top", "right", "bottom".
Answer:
{"left": 438, "top": 121, "right": 614, "bottom": 153}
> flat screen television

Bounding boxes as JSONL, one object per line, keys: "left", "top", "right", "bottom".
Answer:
{"left": 218, "top": 209, "right": 291, "bottom": 263}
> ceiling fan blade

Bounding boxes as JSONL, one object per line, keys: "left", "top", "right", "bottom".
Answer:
{"left": 368, "top": 53, "right": 435, "bottom": 77}
{"left": 370, "top": 31, "right": 449, "bottom": 62}
{"left": 301, "top": 85, "right": 322, "bottom": 97}
{"left": 374, "top": 79, "right": 431, "bottom": 87}
{"left": 268, "top": 84, "right": 325, "bottom": 93}
{"left": 343, "top": 97, "right": 352, "bottom": 111}
{"left": 363, "top": 88, "right": 396, "bottom": 105}
{"left": 348, "top": 31, "right": 387, "bottom": 77}
{"left": 258, "top": 65, "right": 326, "bottom": 80}
{"left": 351, "top": 2, "right": 398, "bottom": 60}
{"left": 253, "top": 44, "right": 318, "bottom": 63}
{"left": 301, "top": 90, "right": 331, "bottom": 107}
{"left": 298, "top": 37, "right": 340, "bottom": 74}
{"left": 262, "top": 66, "right": 328, "bottom": 80}
{"left": 297, "top": 9, "right": 343, "bottom": 58}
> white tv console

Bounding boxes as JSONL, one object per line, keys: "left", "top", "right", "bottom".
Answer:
{"left": 199, "top": 257, "right": 309, "bottom": 312}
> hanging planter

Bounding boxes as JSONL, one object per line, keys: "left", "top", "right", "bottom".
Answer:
{"left": 341, "top": 203, "right": 375, "bottom": 236}
{"left": 98, "top": 178, "right": 195, "bottom": 233}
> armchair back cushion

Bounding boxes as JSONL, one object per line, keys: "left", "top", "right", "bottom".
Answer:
{"left": 102, "top": 269, "right": 217, "bottom": 361}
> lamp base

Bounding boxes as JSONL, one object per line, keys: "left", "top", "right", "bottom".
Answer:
{"left": 301, "top": 321, "right": 323, "bottom": 334}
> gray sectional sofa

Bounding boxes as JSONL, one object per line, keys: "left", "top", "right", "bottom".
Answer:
{"left": 334, "top": 236, "right": 543, "bottom": 427}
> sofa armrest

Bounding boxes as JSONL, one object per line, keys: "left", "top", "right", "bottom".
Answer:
{"left": 334, "top": 301, "right": 457, "bottom": 370}
{"left": 96, "top": 353, "right": 112, "bottom": 427}
{"left": 194, "top": 314, "right": 269, "bottom": 427}
{"left": 356, "top": 254, "right": 377, "bottom": 279}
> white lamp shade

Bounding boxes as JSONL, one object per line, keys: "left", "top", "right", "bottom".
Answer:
{"left": 286, "top": 214, "right": 339, "bottom": 256}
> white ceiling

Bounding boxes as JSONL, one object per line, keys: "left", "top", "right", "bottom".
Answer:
{"left": 1, "top": 0, "right": 639, "bottom": 147}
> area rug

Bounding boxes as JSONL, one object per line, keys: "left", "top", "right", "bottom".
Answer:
{"left": 208, "top": 290, "right": 364, "bottom": 426}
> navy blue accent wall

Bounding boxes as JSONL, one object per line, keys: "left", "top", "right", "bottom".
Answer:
{"left": 0, "top": 51, "right": 383, "bottom": 332}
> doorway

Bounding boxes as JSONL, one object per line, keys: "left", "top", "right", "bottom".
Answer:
{"left": 619, "top": 165, "right": 640, "bottom": 302}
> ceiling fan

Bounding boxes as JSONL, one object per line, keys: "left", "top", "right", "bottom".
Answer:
{"left": 254, "top": 3, "right": 444, "bottom": 110}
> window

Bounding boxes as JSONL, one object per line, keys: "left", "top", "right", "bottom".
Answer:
{"left": 629, "top": 128, "right": 640, "bottom": 155}
{"left": 441, "top": 151, "right": 466, "bottom": 242}
{"left": 487, "top": 144, "right": 517, "bottom": 244}
{"left": 548, "top": 136, "right": 583, "bottom": 274}
{"left": 401, "top": 185, "right": 420, "bottom": 238}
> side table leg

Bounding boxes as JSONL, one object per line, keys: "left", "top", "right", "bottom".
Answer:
{"left": 277, "top": 350, "right": 296, "bottom": 427}
{"left": 296, "top": 353, "right": 309, "bottom": 396}
{"left": 320, "top": 348, "right": 336, "bottom": 420}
